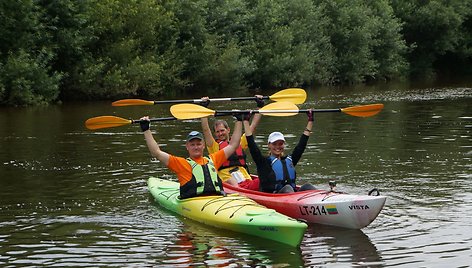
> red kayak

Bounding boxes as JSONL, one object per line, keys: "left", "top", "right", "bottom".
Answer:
{"left": 223, "top": 176, "right": 386, "bottom": 229}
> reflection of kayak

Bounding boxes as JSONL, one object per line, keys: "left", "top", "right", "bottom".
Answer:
{"left": 148, "top": 177, "right": 307, "bottom": 247}
{"left": 223, "top": 176, "right": 386, "bottom": 229}
{"left": 303, "top": 225, "right": 381, "bottom": 265}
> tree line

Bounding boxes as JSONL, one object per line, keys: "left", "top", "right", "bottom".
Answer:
{"left": 1, "top": 0, "right": 471, "bottom": 106}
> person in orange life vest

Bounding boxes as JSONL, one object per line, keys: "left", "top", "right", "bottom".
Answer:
{"left": 242, "top": 110, "right": 317, "bottom": 193}
{"left": 200, "top": 96, "right": 264, "bottom": 191}
{"left": 139, "top": 115, "right": 243, "bottom": 199}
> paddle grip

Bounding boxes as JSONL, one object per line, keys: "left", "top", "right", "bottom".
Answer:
{"left": 255, "top": 97, "right": 265, "bottom": 108}
{"left": 139, "top": 120, "right": 150, "bottom": 132}
{"left": 307, "top": 109, "right": 314, "bottom": 121}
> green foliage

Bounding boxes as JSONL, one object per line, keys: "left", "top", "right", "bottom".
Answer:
{"left": 241, "top": 0, "right": 335, "bottom": 88}
{"left": 367, "top": 0, "right": 409, "bottom": 80}
{"left": 191, "top": 0, "right": 253, "bottom": 92}
{"left": 0, "top": 50, "right": 61, "bottom": 106}
{"left": 62, "top": 0, "right": 183, "bottom": 99}
{"left": 390, "top": 0, "right": 472, "bottom": 78}
{"left": 0, "top": 0, "right": 471, "bottom": 106}
{"left": 316, "top": 0, "right": 407, "bottom": 83}
{"left": 0, "top": 0, "right": 61, "bottom": 106}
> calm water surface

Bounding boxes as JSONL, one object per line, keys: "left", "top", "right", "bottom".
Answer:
{"left": 1, "top": 82, "right": 471, "bottom": 267}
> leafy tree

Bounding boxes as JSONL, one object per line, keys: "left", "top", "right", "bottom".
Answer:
{"left": 0, "top": 0, "right": 61, "bottom": 105}
{"left": 242, "top": 0, "right": 334, "bottom": 88}
{"left": 316, "top": 0, "right": 407, "bottom": 83}
{"left": 390, "top": 0, "right": 472, "bottom": 78}
{"left": 0, "top": 50, "right": 61, "bottom": 105}
{"left": 194, "top": 0, "right": 254, "bottom": 92}
{"left": 63, "top": 0, "right": 172, "bottom": 99}
{"left": 1, "top": 0, "right": 471, "bottom": 106}
{"left": 366, "top": 0, "right": 408, "bottom": 80}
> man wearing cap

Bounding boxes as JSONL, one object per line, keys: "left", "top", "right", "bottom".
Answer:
{"left": 243, "top": 110, "right": 316, "bottom": 193}
{"left": 200, "top": 96, "right": 264, "bottom": 190}
{"left": 139, "top": 115, "right": 244, "bottom": 199}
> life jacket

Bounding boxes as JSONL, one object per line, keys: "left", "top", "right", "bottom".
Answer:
{"left": 217, "top": 140, "right": 248, "bottom": 171}
{"left": 179, "top": 157, "right": 223, "bottom": 199}
{"left": 269, "top": 155, "right": 296, "bottom": 192}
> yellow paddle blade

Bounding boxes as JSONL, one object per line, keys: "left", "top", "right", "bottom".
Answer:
{"left": 112, "top": 99, "right": 154, "bottom": 106}
{"left": 269, "top": 88, "right": 307, "bottom": 104}
{"left": 259, "top": 101, "right": 299, "bottom": 116}
{"left": 85, "top": 116, "right": 132, "bottom": 130}
{"left": 341, "top": 103, "right": 384, "bottom": 117}
{"left": 170, "top": 104, "right": 215, "bottom": 119}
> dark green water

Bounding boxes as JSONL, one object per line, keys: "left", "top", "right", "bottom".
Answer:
{"left": 1, "top": 82, "right": 471, "bottom": 267}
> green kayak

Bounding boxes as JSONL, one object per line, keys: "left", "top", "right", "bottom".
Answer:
{"left": 148, "top": 177, "right": 307, "bottom": 247}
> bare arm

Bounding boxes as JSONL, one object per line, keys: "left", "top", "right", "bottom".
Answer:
{"left": 201, "top": 117, "right": 215, "bottom": 147}
{"left": 141, "top": 116, "right": 170, "bottom": 165}
{"left": 223, "top": 120, "right": 242, "bottom": 159}
{"left": 303, "top": 109, "right": 314, "bottom": 136}
{"left": 243, "top": 119, "right": 252, "bottom": 137}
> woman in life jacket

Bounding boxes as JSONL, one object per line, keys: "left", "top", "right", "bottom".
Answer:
{"left": 243, "top": 110, "right": 317, "bottom": 193}
{"left": 139, "top": 114, "right": 246, "bottom": 199}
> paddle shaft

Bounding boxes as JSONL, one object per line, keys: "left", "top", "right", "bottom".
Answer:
{"left": 134, "top": 117, "right": 177, "bottom": 123}
{"left": 212, "top": 108, "right": 339, "bottom": 116}
{"left": 152, "top": 96, "right": 267, "bottom": 104}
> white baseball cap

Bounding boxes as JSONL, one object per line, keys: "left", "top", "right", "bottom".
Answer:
{"left": 268, "top": 132, "right": 285, "bottom": 143}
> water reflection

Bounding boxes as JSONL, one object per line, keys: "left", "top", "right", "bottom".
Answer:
{"left": 156, "top": 211, "right": 385, "bottom": 267}
{"left": 157, "top": 212, "right": 304, "bottom": 267}
{"left": 0, "top": 205, "right": 178, "bottom": 267}
{"left": 302, "top": 225, "right": 382, "bottom": 267}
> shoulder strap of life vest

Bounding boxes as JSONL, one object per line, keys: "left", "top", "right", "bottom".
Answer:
{"left": 184, "top": 157, "right": 222, "bottom": 197}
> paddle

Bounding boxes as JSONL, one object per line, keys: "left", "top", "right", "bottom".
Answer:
{"left": 170, "top": 103, "right": 384, "bottom": 120}
{"left": 85, "top": 116, "right": 176, "bottom": 130}
{"left": 111, "top": 88, "right": 307, "bottom": 106}
{"left": 170, "top": 102, "right": 300, "bottom": 119}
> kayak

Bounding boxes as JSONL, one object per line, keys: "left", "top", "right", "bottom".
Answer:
{"left": 147, "top": 177, "right": 307, "bottom": 247}
{"left": 223, "top": 176, "right": 386, "bottom": 229}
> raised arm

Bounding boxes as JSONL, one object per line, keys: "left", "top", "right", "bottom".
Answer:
{"left": 222, "top": 118, "right": 243, "bottom": 159}
{"left": 199, "top": 97, "right": 215, "bottom": 147}
{"left": 244, "top": 117, "right": 266, "bottom": 166}
{"left": 249, "top": 95, "right": 264, "bottom": 133}
{"left": 201, "top": 117, "right": 215, "bottom": 147}
{"left": 303, "top": 109, "right": 314, "bottom": 136}
{"left": 291, "top": 110, "right": 314, "bottom": 165}
{"left": 140, "top": 116, "right": 170, "bottom": 165}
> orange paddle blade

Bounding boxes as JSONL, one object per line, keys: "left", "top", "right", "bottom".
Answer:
{"left": 341, "top": 103, "right": 384, "bottom": 117}
{"left": 85, "top": 116, "right": 132, "bottom": 130}
{"left": 112, "top": 99, "right": 154, "bottom": 106}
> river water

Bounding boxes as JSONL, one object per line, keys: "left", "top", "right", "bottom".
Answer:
{"left": 0, "top": 81, "right": 471, "bottom": 267}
